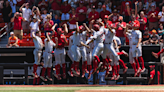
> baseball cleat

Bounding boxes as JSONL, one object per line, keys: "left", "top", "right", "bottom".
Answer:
{"left": 123, "top": 67, "right": 128, "bottom": 74}
{"left": 141, "top": 68, "right": 146, "bottom": 73}
{"left": 81, "top": 72, "right": 85, "bottom": 78}
{"left": 105, "top": 72, "right": 110, "bottom": 78}
{"left": 46, "top": 76, "right": 52, "bottom": 81}
{"left": 53, "top": 73, "right": 61, "bottom": 80}
{"left": 85, "top": 69, "right": 89, "bottom": 73}
{"left": 72, "top": 69, "right": 80, "bottom": 77}
{"left": 40, "top": 76, "right": 47, "bottom": 81}
{"left": 32, "top": 72, "right": 38, "bottom": 78}
{"left": 137, "top": 67, "right": 141, "bottom": 74}
{"left": 68, "top": 71, "right": 73, "bottom": 77}
{"left": 88, "top": 73, "right": 91, "bottom": 79}
{"left": 122, "top": 50, "right": 129, "bottom": 57}
{"left": 115, "top": 75, "right": 120, "bottom": 80}
{"left": 134, "top": 72, "right": 138, "bottom": 77}
{"left": 152, "top": 52, "right": 158, "bottom": 59}
{"left": 111, "top": 75, "right": 116, "bottom": 80}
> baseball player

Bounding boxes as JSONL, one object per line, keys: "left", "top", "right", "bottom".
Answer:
{"left": 86, "top": 20, "right": 105, "bottom": 74}
{"left": 101, "top": 22, "right": 128, "bottom": 80}
{"left": 67, "top": 35, "right": 75, "bottom": 77}
{"left": 128, "top": 14, "right": 145, "bottom": 73}
{"left": 40, "top": 32, "right": 57, "bottom": 81}
{"left": 124, "top": 26, "right": 138, "bottom": 77}
{"left": 32, "top": 31, "right": 44, "bottom": 78}
{"left": 152, "top": 49, "right": 164, "bottom": 59}
{"left": 71, "top": 22, "right": 90, "bottom": 77}
{"left": 33, "top": 66, "right": 42, "bottom": 85}
{"left": 51, "top": 23, "right": 68, "bottom": 80}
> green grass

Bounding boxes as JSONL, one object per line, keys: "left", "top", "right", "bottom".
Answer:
{"left": 0, "top": 86, "right": 163, "bottom": 92}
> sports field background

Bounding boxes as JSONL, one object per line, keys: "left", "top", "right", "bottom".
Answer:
{"left": 0, "top": 85, "right": 164, "bottom": 92}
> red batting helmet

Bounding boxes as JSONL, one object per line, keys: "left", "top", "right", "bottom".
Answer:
{"left": 79, "top": 25, "right": 84, "bottom": 30}
{"left": 93, "top": 24, "right": 100, "bottom": 31}
{"left": 57, "top": 28, "right": 64, "bottom": 33}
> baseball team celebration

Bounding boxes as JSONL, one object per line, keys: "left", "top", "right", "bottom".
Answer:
{"left": 0, "top": 0, "right": 164, "bottom": 92}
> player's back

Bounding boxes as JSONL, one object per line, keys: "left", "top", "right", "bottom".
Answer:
{"left": 33, "top": 36, "right": 43, "bottom": 49}
{"left": 104, "top": 28, "right": 115, "bottom": 44}
{"left": 44, "top": 38, "right": 55, "bottom": 53}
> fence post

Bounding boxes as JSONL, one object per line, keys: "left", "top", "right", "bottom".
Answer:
{"left": 0, "top": 66, "right": 4, "bottom": 85}
{"left": 24, "top": 66, "right": 29, "bottom": 85}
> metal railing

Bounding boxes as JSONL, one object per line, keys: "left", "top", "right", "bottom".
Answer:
{"left": 0, "top": 22, "right": 13, "bottom": 40}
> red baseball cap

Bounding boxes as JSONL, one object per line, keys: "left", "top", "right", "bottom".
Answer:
{"left": 102, "top": 5, "right": 106, "bottom": 8}
{"left": 79, "top": 25, "right": 84, "bottom": 30}
{"left": 93, "top": 24, "right": 100, "bottom": 30}
{"left": 149, "top": 65, "right": 155, "bottom": 68}
{"left": 57, "top": 28, "right": 64, "bottom": 33}
{"left": 104, "top": 15, "right": 108, "bottom": 19}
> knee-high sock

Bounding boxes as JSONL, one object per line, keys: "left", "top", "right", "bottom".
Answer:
{"left": 69, "top": 63, "right": 74, "bottom": 71}
{"left": 116, "top": 65, "right": 120, "bottom": 76}
{"left": 82, "top": 64, "right": 85, "bottom": 73}
{"left": 131, "top": 63, "right": 137, "bottom": 73}
{"left": 103, "top": 59, "right": 107, "bottom": 67}
{"left": 117, "top": 51, "right": 124, "bottom": 55}
{"left": 62, "top": 63, "right": 66, "bottom": 74}
{"left": 93, "top": 59, "right": 98, "bottom": 71}
{"left": 157, "top": 49, "right": 164, "bottom": 57}
{"left": 56, "top": 64, "right": 60, "bottom": 75}
{"left": 88, "top": 65, "right": 92, "bottom": 73}
{"left": 33, "top": 64, "right": 38, "bottom": 73}
{"left": 41, "top": 67, "right": 46, "bottom": 77}
{"left": 47, "top": 67, "right": 51, "bottom": 78}
{"left": 134, "top": 57, "right": 140, "bottom": 69}
{"left": 33, "top": 78, "right": 36, "bottom": 85}
{"left": 112, "top": 66, "right": 115, "bottom": 76}
{"left": 138, "top": 56, "right": 145, "bottom": 69}
{"left": 118, "top": 59, "right": 126, "bottom": 68}
{"left": 74, "top": 61, "right": 79, "bottom": 71}
{"left": 37, "top": 77, "right": 40, "bottom": 85}
{"left": 84, "top": 61, "right": 87, "bottom": 70}
{"left": 94, "top": 56, "right": 100, "bottom": 63}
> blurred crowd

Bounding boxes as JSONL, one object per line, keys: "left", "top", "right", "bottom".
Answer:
{"left": 1, "top": 0, "right": 164, "bottom": 46}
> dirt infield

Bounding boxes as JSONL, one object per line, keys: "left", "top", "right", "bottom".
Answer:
{"left": 76, "top": 89, "right": 164, "bottom": 92}
{"left": 0, "top": 84, "right": 163, "bottom": 87}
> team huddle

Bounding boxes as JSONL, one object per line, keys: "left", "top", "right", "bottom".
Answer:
{"left": 31, "top": 14, "right": 146, "bottom": 85}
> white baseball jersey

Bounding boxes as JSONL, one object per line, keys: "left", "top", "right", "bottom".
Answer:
{"left": 72, "top": 31, "right": 87, "bottom": 47}
{"left": 44, "top": 38, "right": 56, "bottom": 53}
{"left": 33, "top": 36, "right": 43, "bottom": 50}
{"left": 126, "top": 31, "right": 133, "bottom": 48}
{"left": 90, "top": 27, "right": 105, "bottom": 45}
{"left": 104, "top": 28, "right": 116, "bottom": 44}
{"left": 131, "top": 30, "right": 142, "bottom": 45}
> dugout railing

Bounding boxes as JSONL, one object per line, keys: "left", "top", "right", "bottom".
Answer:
{"left": 0, "top": 45, "right": 163, "bottom": 85}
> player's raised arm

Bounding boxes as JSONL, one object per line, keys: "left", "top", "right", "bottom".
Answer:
{"left": 46, "top": 33, "right": 50, "bottom": 42}
{"left": 63, "top": 23, "right": 68, "bottom": 34}
{"left": 76, "top": 22, "right": 80, "bottom": 34}
{"left": 83, "top": 23, "right": 90, "bottom": 33}
{"left": 55, "top": 37, "right": 58, "bottom": 48}
{"left": 32, "top": 31, "right": 36, "bottom": 39}
{"left": 107, "top": 25, "right": 114, "bottom": 33}
{"left": 51, "top": 23, "right": 58, "bottom": 33}
{"left": 97, "top": 18, "right": 104, "bottom": 27}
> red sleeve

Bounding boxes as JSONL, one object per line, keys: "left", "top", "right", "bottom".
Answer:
{"left": 76, "top": 8, "right": 79, "bottom": 13}
{"left": 84, "top": 7, "right": 87, "bottom": 12}
{"left": 96, "top": 12, "right": 99, "bottom": 19}
{"left": 150, "top": 71, "right": 155, "bottom": 79}
{"left": 115, "top": 22, "right": 118, "bottom": 27}
{"left": 123, "top": 22, "right": 126, "bottom": 27}
{"left": 144, "top": 17, "right": 147, "bottom": 23}
{"left": 148, "top": 11, "right": 151, "bottom": 16}
{"left": 136, "top": 20, "right": 140, "bottom": 27}
{"left": 88, "top": 12, "right": 92, "bottom": 18}
{"left": 51, "top": 20, "right": 54, "bottom": 26}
